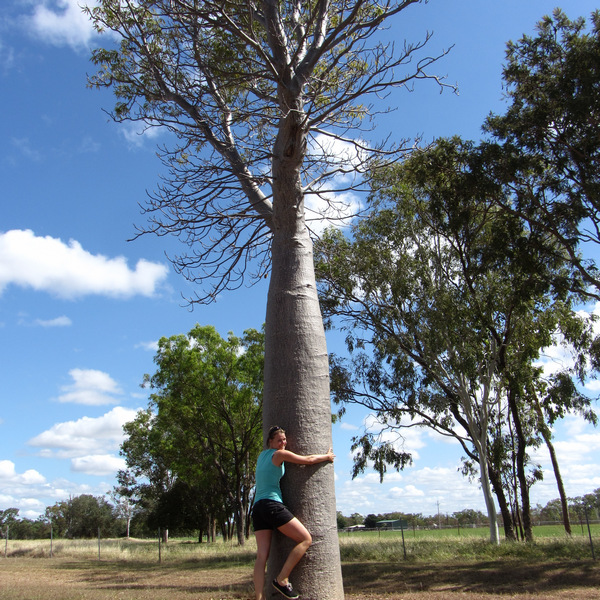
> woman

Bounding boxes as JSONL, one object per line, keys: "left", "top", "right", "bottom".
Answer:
{"left": 252, "top": 425, "right": 335, "bottom": 600}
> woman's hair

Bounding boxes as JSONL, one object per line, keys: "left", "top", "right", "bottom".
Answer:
{"left": 267, "top": 425, "right": 285, "bottom": 446}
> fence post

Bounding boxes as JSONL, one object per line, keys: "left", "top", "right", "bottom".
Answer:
{"left": 4, "top": 525, "right": 8, "bottom": 558}
{"left": 400, "top": 521, "right": 407, "bottom": 560}
{"left": 50, "top": 522, "right": 53, "bottom": 558}
{"left": 98, "top": 528, "right": 101, "bottom": 560}
{"left": 158, "top": 528, "right": 162, "bottom": 564}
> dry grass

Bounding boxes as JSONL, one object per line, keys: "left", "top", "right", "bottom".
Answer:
{"left": 1, "top": 537, "right": 599, "bottom": 600}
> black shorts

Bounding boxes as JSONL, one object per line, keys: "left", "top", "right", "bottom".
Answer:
{"left": 252, "top": 499, "right": 295, "bottom": 531}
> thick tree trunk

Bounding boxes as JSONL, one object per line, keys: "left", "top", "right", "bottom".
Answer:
{"left": 263, "top": 223, "right": 343, "bottom": 599}
{"left": 260, "top": 76, "right": 344, "bottom": 599}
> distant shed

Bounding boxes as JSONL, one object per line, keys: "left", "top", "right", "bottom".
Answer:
{"left": 376, "top": 519, "right": 408, "bottom": 530}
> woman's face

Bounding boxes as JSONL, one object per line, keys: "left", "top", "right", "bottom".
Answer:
{"left": 270, "top": 431, "right": 287, "bottom": 450}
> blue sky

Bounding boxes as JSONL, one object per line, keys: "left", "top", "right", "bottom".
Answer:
{"left": 1, "top": 0, "right": 599, "bottom": 523}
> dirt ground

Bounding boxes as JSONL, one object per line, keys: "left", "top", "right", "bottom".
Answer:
{"left": 1, "top": 557, "right": 599, "bottom": 600}
{"left": 341, "top": 560, "right": 600, "bottom": 599}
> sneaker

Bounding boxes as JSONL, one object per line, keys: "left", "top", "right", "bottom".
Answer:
{"left": 272, "top": 579, "right": 300, "bottom": 599}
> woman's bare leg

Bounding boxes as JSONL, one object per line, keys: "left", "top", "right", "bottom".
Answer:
{"left": 254, "top": 529, "right": 272, "bottom": 600}
{"left": 275, "top": 517, "right": 312, "bottom": 586}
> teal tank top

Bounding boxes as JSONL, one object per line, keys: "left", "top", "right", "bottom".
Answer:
{"left": 254, "top": 448, "right": 285, "bottom": 503}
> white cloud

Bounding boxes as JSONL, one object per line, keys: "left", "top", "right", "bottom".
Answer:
{"left": 0, "top": 463, "right": 110, "bottom": 518}
{"left": 0, "top": 229, "right": 168, "bottom": 299}
{"left": 305, "top": 190, "right": 363, "bottom": 235}
{"left": 0, "top": 460, "right": 46, "bottom": 486}
{"left": 11, "top": 137, "right": 43, "bottom": 161}
{"left": 135, "top": 340, "right": 159, "bottom": 352}
{"left": 304, "top": 134, "right": 367, "bottom": 235}
{"left": 340, "top": 422, "right": 359, "bottom": 431}
{"left": 28, "top": 405, "right": 139, "bottom": 458}
{"left": 554, "top": 433, "right": 600, "bottom": 466}
{"left": 335, "top": 457, "right": 491, "bottom": 518}
{"left": 27, "top": 0, "right": 98, "bottom": 50}
{"left": 71, "top": 454, "right": 126, "bottom": 476}
{"left": 33, "top": 315, "right": 72, "bottom": 327}
{"left": 584, "top": 379, "right": 600, "bottom": 391}
{"left": 56, "top": 368, "right": 123, "bottom": 406}
{"left": 534, "top": 340, "right": 577, "bottom": 378}
{"left": 120, "top": 121, "right": 163, "bottom": 147}
{"left": 388, "top": 484, "right": 426, "bottom": 499}
{"left": 562, "top": 414, "right": 595, "bottom": 437}
{"left": 362, "top": 412, "right": 428, "bottom": 457}
{"left": 0, "top": 40, "right": 16, "bottom": 73}
{"left": 78, "top": 135, "right": 101, "bottom": 154}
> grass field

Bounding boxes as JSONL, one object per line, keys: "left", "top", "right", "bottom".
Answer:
{"left": 341, "top": 523, "right": 600, "bottom": 541}
{"left": 1, "top": 528, "right": 599, "bottom": 600}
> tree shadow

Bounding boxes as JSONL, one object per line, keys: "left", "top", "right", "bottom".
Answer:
{"left": 341, "top": 560, "right": 600, "bottom": 596}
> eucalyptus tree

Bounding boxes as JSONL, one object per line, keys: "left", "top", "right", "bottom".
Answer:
{"left": 87, "top": 1, "right": 452, "bottom": 594}
{"left": 316, "top": 139, "right": 597, "bottom": 543}
{"left": 109, "top": 473, "right": 138, "bottom": 538}
{"left": 43, "top": 495, "right": 117, "bottom": 538}
{"left": 316, "top": 152, "right": 516, "bottom": 544}
{"left": 117, "top": 409, "right": 179, "bottom": 535}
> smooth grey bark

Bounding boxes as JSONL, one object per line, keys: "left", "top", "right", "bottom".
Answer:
{"left": 264, "top": 226, "right": 341, "bottom": 599}
{"left": 445, "top": 343, "right": 500, "bottom": 545}
{"left": 456, "top": 386, "right": 500, "bottom": 545}
{"left": 263, "top": 106, "right": 342, "bottom": 598}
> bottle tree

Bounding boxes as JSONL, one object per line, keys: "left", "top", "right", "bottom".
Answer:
{"left": 87, "top": 1, "right": 451, "bottom": 596}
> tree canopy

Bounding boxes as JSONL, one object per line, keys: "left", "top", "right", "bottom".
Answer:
{"left": 119, "top": 325, "right": 264, "bottom": 545}
{"left": 315, "top": 138, "right": 598, "bottom": 542}
{"left": 87, "top": 0, "right": 452, "bottom": 302}
{"left": 484, "top": 9, "right": 600, "bottom": 297}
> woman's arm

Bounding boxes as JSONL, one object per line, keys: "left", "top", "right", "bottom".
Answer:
{"left": 273, "top": 448, "right": 335, "bottom": 467}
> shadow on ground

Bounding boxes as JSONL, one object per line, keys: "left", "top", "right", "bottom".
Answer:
{"left": 341, "top": 560, "right": 600, "bottom": 596}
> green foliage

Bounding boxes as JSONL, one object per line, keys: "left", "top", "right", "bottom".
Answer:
{"left": 43, "top": 495, "right": 119, "bottom": 539}
{"left": 119, "top": 324, "right": 264, "bottom": 543}
{"left": 316, "top": 144, "right": 597, "bottom": 469}
{"left": 0, "top": 507, "right": 19, "bottom": 531}
{"left": 316, "top": 8, "right": 600, "bottom": 544}
{"left": 453, "top": 508, "right": 488, "bottom": 526}
{"left": 485, "top": 8, "right": 600, "bottom": 296}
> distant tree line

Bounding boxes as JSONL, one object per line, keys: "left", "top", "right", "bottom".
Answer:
{"left": 0, "top": 496, "right": 126, "bottom": 540}
{"left": 3, "top": 487, "right": 598, "bottom": 541}
{"left": 336, "top": 488, "right": 600, "bottom": 531}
